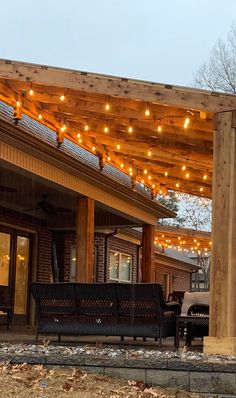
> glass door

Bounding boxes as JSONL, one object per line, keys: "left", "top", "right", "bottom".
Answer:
{"left": 14, "top": 235, "right": 30, "bottom": 316}
{"left": 0, "top": 227, "right": 32, "bottom": 323}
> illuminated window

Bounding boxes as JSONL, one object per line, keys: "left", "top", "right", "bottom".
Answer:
{"left": 109, "top": 251, "right": 132, "bottom": 282}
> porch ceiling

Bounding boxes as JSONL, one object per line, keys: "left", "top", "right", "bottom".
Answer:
{"left": 1, "top": 60, "right": 236, "bottom": 199}
{"left": 0, "top": 164, "right": 143, "bottom": 229}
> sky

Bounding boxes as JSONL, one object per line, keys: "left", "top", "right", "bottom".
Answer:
{"left": 0, "top": 0, "right": 236, "bottom": 87}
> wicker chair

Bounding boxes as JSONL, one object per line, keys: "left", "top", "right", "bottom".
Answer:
{"left": 0, "top": 285, "right": 12, "bottom": 329}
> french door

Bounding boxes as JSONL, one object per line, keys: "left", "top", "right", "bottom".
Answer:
{"left": 0, "top": 226, "right": 32, "bottom": 323}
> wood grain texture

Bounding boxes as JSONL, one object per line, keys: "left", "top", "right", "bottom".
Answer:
{"left": 141, "top": 225, "right": 155, "bottom": 282}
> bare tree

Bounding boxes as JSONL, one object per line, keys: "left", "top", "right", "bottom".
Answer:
{"left": 194, "top": 23, "right": 236, "bottom": 93}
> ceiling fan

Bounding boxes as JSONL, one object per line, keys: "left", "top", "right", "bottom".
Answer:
{"left": 24, "top": 194, "right": 72, "bottom": 216}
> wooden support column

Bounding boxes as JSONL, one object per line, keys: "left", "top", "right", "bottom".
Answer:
{"left": 76, "top": 197, "right": 94, "bottom": 282}
{"left": 141, "top": 225, "right": 155, "bottom": 282}
{"left": 204, "top": 111, "right": 236, "bottom": 355}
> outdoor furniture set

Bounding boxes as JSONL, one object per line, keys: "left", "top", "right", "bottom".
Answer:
{"left": 31, "top": 283, "right": 209, "bottom": 347}
{"left": 0, "top": 285, "right": 12, "bottom": 329}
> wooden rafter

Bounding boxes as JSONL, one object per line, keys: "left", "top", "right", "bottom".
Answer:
{"left": 0, "top": 58, "right": 233, "bottom": 198}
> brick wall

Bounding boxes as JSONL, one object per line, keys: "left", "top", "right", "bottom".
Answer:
{"left": 53, "top": 231, "right": 139, "bottom": 283}
{"left": 0, "top": 206, "right": 52, "bottom": 282}
{"left": 154, "top": 261, "right": 191, "bottom": 298}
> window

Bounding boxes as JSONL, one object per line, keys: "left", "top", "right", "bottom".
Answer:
{"left": 109, "top": 251, "right": 132, "bottom": 282}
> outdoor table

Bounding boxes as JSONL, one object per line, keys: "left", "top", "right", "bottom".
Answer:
{"left": 175, "top": 314, "right": 209, "bottom": 348}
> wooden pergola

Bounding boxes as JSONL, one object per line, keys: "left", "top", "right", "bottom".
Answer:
{"left": 0, "top": 59, "right": 236, "bottom": 355}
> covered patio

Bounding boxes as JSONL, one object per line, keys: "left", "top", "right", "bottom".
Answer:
{"left": 0, "top": 59, "right": 236, "bottom": 355}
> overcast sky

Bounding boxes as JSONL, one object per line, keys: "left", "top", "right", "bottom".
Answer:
{"left": 0, "top": 0, "right": 235, "bottom": 86}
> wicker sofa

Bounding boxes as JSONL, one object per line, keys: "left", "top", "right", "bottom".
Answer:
{"left": 31, "top": 283, "right": 181, "bottom": 345}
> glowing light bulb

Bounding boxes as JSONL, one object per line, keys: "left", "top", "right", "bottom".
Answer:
{"left": 107, "top": 156, "right": 111, "bottom": 161}
{"left": 203, "top": 174, "right": 207, "bottom": 180}
{"left": 16, "top": 101, "right": 21, "bottom": 107}
{"left": 152, "top": 184, "right": 156, "bottom": 188}
{"left": 182, "top": 165, "right": 186, "bottom": 171}
{"left": 157, "top": 125, "right": 162, "bottom": 132}
{"left": 147, "top": 150, "right": 152, "bottom": 157}
{"left": 92, "top": 146, "right": 96, "bottom": 152}
{"left": 128, "top": 125, "right": 133, "bottom": 133}
{"left": 200, "top": 187, "right": 204, "bottom": 192}
{"left": 186, "top": 173, "right": 190, "bottom": 178}
{"left": 60, "top": 95, "right": 65, "bottom": 101}
{"left": 38, "top": 114, "right": 43, "bottom": 120}
{"left": 120, "top": 163, "right": 124, "bottom": 168}
{"left": 164, "top": 171, "right": 168, "bottom": 177}
{"left": 60, "top": 125, "right": 66, "bottom": 132}
{"left": 184, "top": 117, "right": 190, "bottom": 128}
{"left": 141, "top": 179, "right": 144, "bottom": 184}
{"left": 144, "top": 169, "right": 148, "bottom": 175}
{"left": 116, "top": 143, "right": 120, "bottom": 150}
{"left": 129, "top": 171, "right": 133, "bottom": 176}
{"left": 129, "top": 167, "right": 132, "bottom": 172}
{"left": 145, "top": 108, "right": 150, "bottom": 116}
{"left": 78, "top": 138, "right": 82, "bottom": 143}
{"left": 29, "top": 89, "right": 34, "bottom": 96}
{"left": 148, "top": 175, "right": 152, "bottom": 180}
{"left": 176, "top": 183, "right": 180, "bottom": 188}
{"left": 104, "top": 126, "right": 109, "bottom": 133}
{"left": 77, "top": 133, "right": 81, "bottom": 138}
{"left": 84, "top": 124, "right": 89, "bottom": 131}
{"left": 105, "top": 103, "right": 110, "bottom": 111}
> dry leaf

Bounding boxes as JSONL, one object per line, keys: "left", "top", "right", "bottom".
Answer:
{"left": 62, "top": 381, "right": 73, "bottom": 391}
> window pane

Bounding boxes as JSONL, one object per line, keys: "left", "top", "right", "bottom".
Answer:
{"left": 14, "top": 236, "right": 30, "bottom": 314}
{"left": 109, "top": 252, "right": 119, "bottom": 280}
{"left": 120, "top": 254, "right": 131, "bottom": 282}
{"left": 0, "top": 232, "right": 10, "bottom": 286}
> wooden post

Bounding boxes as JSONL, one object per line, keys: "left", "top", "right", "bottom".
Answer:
{"left": 141, "top": 225, "right": 155, "bottom": 282}
{"left": 204, "top": 111, "right": 236, "bottom": 355}
{"left": 76, "top": 197, "right": 94, "bottom": 282}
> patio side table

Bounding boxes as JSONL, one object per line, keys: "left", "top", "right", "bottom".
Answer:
{"left": 175, "top": 315, "right": 209, "bottom": 348}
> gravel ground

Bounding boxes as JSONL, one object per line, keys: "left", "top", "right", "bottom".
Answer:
{"left": 0, "top": 363, "right": 202, "bottom": 398}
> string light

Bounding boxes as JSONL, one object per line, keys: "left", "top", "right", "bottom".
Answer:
{"left": 107, "top": 156, "right": 111, "bottom": 161}
{"left": 200, "top": 187, "right": 204, "bottom": 192}
{"left": 164, "top": 171, "right": 168, "bottom": 177}
{"left": 129, "top": 171, "right": 133, "bottom": 176}
{"left": 104, "top": 126, "right": 109, "bottom": 133}
{"left": 116, "top": 143, "right": 120, "bottom": 150}
{"left": 141, "top": 179, "right": 144, "bottom": 184}
{"left": 144, "top": 169, "right": 148, "bottom": 175}
{"left": 77, "top": 133, "right": 81, "bottom": 139}
{"left": 182, "top": 165, "right": 186, "bottom": 171}
{"left": 16, "top": 101, "right": 21, "bottom": 107}
{"left": 152, "top": 184, "right": 156, "bottom": 188}
{"left": 38, "top": 114, "right": 43, "bottom": 120}
{"left": 203, "top": 174, "right": 207, "bottom": 180}
{"left": 148, "top": 175, "right": 152, "bottom": 180}
{"left": 92, "top": 146, "right": 96, "bottom": 152}
{"left": 78, "top": 138, "right": 82, "bottom": 143}
{"left": 147, "top": 150, "right": 152, "bottom": 157}
{"left": 84, "top": 124, "right": 89, "bottom": 131}
{"left": 176, "top": 182, "right": 180, "bottom": 188}
{"left": 128, "top": 125, "right": 133, "bottom": 133}
{"left": 120, "top": 163, "right": 124, "bottom": 168}
{"left": 145, "top": 108, "right": 150, "bottom": 117}
{"left": 60, "top": 125, "right": 66, "bottom": 132}
{"left": 105, "top": 103, "right": 110, "bottom": 111}
{"left": 129, "top": 167, "right": 132, "bottom": 172}
{"left": 184, "top": 117, "right": 190, "bottom": 128}
{"left": 60, "top": 95, "right": 65, "bottom": 101}
{"left": 186, "top": 173, "right": 190, "bottom": 178}
{"left": 157, "top": 125, "right": 162, "bottom": 132}
{"left": 29, "top": 89, "right": 34, "bottom": 96}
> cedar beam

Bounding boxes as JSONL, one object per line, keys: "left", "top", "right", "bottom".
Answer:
{"left": 204, "top": 111, "right": 236, "bottom": 355}
{"left": 141, "top": 225, "right": 155, "bottom": 282}
{"left": 76, "top": 196, "right": 94, "bottom": 282}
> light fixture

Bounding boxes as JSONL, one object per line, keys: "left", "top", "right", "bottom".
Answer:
{"left": 77, "top": 133, "right": 81, "bottom": 138}
{"left": 16, "top": 101, "right": 21, "bottom": 107}
{"left": 148, "top": 175, "right": 152, "bottom": 180}
{"left": 157, "top": 125, "right": 162, "bottom": 132}
{"left": 104, "top": 126, "right": 109, "bottom": 133}
{"left": 128, "top": 125, "right": 133, "bottom": 133}
{"left": 164, "top": 171, "right": 168, "bottom": 177}
{"left": 92, "top": 146, "right": 96, "bottom": 152}
{"left": 38, "top": 114, "right": 43, "bottom": 120}
{"left": 107, "top": 156, "right": 111, "bottom": 161}
{"left": 203, "top": 174, "right": 207, "bottom": 180}
{"left": 147, "top": 150, "right": 152, "bottom": 157}
{"left": 60, "top": 95, "right": 65, "bottom": 101}
{"left": 182, "top": 165, "right": 186, "bottom": 171}
{"left": 120, "top": 163, "right": 124, "bottom": 168}
{"left": 186, "top": 173, "right": 190, "bottom": 178}
{"left": 105, "top": 103, "right": 110, "bottom": 111}
{"left": 176, "top": 182, "right": 180, "bottom": 188}
{"left": 184, "top": 117, "right": 190, "bottom": 128}
{"left": 78, "top": 138, "right": 82, "bottom": 143}
{"left": 200, "top": 187, "right": 204, "bottom": 192}
{"left": 144, "top": 169, "right": 148, "bottom": 175}
{"left": 29, "top": 89, "right": 34, "bottom": 96}
{"left": 145, "top": 108, "right": 150, "bottom": 117}
{"left": 116, "top": 143, "right": 120, "bottom": 150}
{"left": 84, "top": 124, "right": 89, "bottom": 131}
{"left": 60, "top": 125, "right": 66, "bottom": 132}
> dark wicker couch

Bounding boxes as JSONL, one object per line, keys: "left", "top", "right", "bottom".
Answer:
{"left": 31, "top": 283, "right": 181, "bottom": 345}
